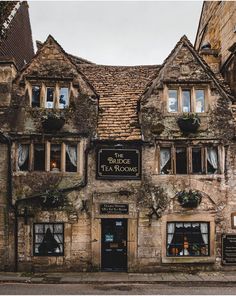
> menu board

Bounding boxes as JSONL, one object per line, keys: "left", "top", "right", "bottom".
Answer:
{"left": 222, "top": 234, "right": 236, "bottom": 265}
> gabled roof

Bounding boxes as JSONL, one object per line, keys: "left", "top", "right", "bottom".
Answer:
{"left": 15, "top": 35, "right": 98, "bottom": 97}
{"left": 141, "top": 35, "right": 233, "bottom": 102}
{"left": 79, "top": 64, "right": 160, "bottom": 140}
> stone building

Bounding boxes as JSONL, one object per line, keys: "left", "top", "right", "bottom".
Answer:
{"left": 195, "top": 1, "right": 236, "bottom": 98}
{"left": 0, "top": 1, "right": 236, "bottom": 273}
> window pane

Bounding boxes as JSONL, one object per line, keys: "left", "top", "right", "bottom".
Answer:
{"left": 50, "top": 144, "right": 61, "bottom": 171}
{"left": 34, "top": 223, "right": 64, "bottom": 256}
{"left": 59, "top": 88, "right": 69, "bottom": 109}
{"left": 46, "top": 87, "right": 54, "bottom": 108}
{"left": 18, "top": 144, "right": 29, "bottom": 171}
{"left": 182, "top": 90, "right": 191, "bottom": 112}
{"left": 34, "top": 144, "right": 45, "bottom": 171}
{"left": 207, "top": 147, "right": 218, "bottom": 174}
{"left": 160, "top": 148, "right": 171, "bottom": 174}
{"left": 168, "top": 90, "right": 178, "bottom": 112}
{"left": 192, "top": 148, "right": 202, "bottom": 174}
{"left": 66, "top": 144, "right": 77, "bottom": 172}
{"left": 196, "top": 90, "right": 205, "bottom": 113}
{"left": 167, "top": 222, "right": 209, "bottom": 257}
{"left": 32, "top": 86, "right": 40, "bottom": 107}
{"left": 176, "top": 147, "right": 187, "bottom": 174}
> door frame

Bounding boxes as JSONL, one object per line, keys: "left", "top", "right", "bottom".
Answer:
{"left": 101, "top": 218, "right": 128, "bottom": 271}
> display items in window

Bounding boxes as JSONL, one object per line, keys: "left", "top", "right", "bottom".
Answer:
{"left": 167, "top": 222, "right": 209, "bottom": 257}
{"left": 59, "top": 88, "right": 69, "bottom": 109}
{"left": 46, "top": 87, "right": 54, "bottom": 108}
{"left": 50, "top": 144, "right": 61, "bottom": 171}
{"left": 168, "top": 90, "right": 178, "bottom": 112}
{"left": 32, "top": 86, "right": 41, "bottom": 107}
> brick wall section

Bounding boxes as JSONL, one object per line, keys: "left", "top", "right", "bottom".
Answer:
{"left": 0, "top": 2, "right": 34, "bottom": 70}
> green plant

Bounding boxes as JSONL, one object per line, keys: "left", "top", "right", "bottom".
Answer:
{"left": 41, "top": 188, "right": 65, "bottom": 209}
{"left": 179, "top": 112, "right": 201, "bottom": 125}
{"left": 176, "top": 189, "right": 202, "bottom": 208}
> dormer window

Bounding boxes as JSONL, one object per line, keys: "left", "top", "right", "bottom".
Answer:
{"left": 167, "top": 87, "right": 206, "bottom": 113}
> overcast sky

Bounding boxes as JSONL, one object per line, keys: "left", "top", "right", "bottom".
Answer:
{"left": 28, "top": 1, "right": 203, "bottom": 66}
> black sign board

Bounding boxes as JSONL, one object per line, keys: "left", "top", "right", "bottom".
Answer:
{"left": 96, "top": 148, "right": 141, "bottom": 180}
{"left": 100, "top": 204, "right": 129, "bottom": 215}
{"left": 222, "top": 234, "right": 236, "bottom": 265}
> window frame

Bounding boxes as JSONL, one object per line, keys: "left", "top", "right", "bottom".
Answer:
{"left": 33, "top": 222, "right": 64, "bottom": 257}
{"left": 166, "top": 221, "right": 210, "bottom": 257}
{"left": 29, "top": 82, "right": 71, "bottom": 109}
{"left": 161, "top": 214, "right": 215, "bottom": 264}
{"left": 166, "top": 85, "right": 207, "bottom": 114}
{"left": 14, "top": 141, "right": 82, "bottom": 174}
{"left": 158, "top": 143, "right": 222, "bottom": 175}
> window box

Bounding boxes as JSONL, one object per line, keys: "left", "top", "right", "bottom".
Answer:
{"left": 176, "top": 190, "right": 202, "bottom": 208}
{"left": 42, "top": 115, "right": 65, "bottom": 131}
{"left": 177, "top": 113, "right": 200, "bottom": 133}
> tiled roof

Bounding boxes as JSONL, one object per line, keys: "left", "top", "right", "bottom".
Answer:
{"left": 79, "top": 64, "right": 160, "bottom": 140}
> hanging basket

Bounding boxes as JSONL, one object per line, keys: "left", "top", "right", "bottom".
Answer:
{"left": 177, "top": 113, "right": 200, "bottom": 133}
{"left": 176, "top": 190, "right": 202, "bottom": 208}
{"left": 42, "top": 117, "right": 65, "bottom": 131}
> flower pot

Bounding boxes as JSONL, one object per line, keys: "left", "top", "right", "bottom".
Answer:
{"left": 42, "top": 117, "right": 65, "bottom": 131}
{"left": 177, "top": 118, "right": 200, "bottom": 133}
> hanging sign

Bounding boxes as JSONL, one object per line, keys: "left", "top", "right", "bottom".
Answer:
{"left": 222, "top": 234, "right": 236, "bottom": 265}
{"left": 96, "top": 148, "right": 141, "bottom": 180}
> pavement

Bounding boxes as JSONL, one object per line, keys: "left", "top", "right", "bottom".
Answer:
{"left": 1, "top": 271, "right": 236, "bottom": 285}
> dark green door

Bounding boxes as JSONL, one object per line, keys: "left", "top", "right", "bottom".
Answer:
{"left": 101, "top": 219, "right": 127, "bottom": 271}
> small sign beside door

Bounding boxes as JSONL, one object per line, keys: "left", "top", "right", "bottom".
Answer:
{"left": 100, "top": 203, "right": 129, "bottom": 215}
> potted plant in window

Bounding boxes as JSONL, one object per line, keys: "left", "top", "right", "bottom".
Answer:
{"left": 41, "top": 110, "right": 65, "bottom": 131}
{"left": 177, "top": 112, "right": 201, "bottom": 133}
{"left": 176, "top": 190, "right": 202, "bottom": 208}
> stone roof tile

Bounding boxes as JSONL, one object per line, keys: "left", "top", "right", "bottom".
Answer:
{"left": 79, "top": 64, "right": 160, "bottom": 140}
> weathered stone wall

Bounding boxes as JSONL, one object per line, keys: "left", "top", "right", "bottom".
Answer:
{"left": 195, "top": 1, "right": 236, "bottom": 65}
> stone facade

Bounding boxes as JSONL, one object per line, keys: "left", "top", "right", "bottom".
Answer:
{"left": 195, "top": 1, "right": 236, "bottom": 98}
{"left": 0, "top": 5, "right": 236, "bottom": 273}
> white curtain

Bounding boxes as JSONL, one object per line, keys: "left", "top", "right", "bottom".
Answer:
{"left": 167, "top": 223, "right": 175, "bottom": 244}
{"left": 66, "top": 145, "right": 77, "bottom": 167}
{"left": 17, "top": 144, "right": 29, "bottom": 170}
{"left": 207, "top": 147, "right": 218, "bottom": 169}
{"left": 200, "top": 223, "right": 208, "bottom": 245}
{"left": 160, "top": 148, "right": 171, "bottom": 173}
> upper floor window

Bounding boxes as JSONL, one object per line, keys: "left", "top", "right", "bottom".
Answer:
{"left": 29, "top": 83, "right": 70, "bottom": 109}
{"left": 159, "top": 145, "right": 220, "bottom": 175}
{"left": 168, "top": 87, "right": 205, "bottom": 113}
{"left": 16, "top": 141, "right": 81, "bottom": 173}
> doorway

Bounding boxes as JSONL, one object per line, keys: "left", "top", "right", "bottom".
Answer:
{"left": 101, "top": 218, "right": 127, "bottom": 271}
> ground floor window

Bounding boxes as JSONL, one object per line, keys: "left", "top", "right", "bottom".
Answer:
{"left": 33, "top": 223, "right": 64, "bottom": 256}
{"left": 167, "top": 222, "right": 209, "bottom": 257}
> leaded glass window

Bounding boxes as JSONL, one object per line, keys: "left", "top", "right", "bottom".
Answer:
{"left": 33, "top": 223, "right": 64, "bottom": 256}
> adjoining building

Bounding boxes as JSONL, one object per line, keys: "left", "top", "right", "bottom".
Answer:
{"left": 0, "top": 1, "right": 236, "bottom": 272}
